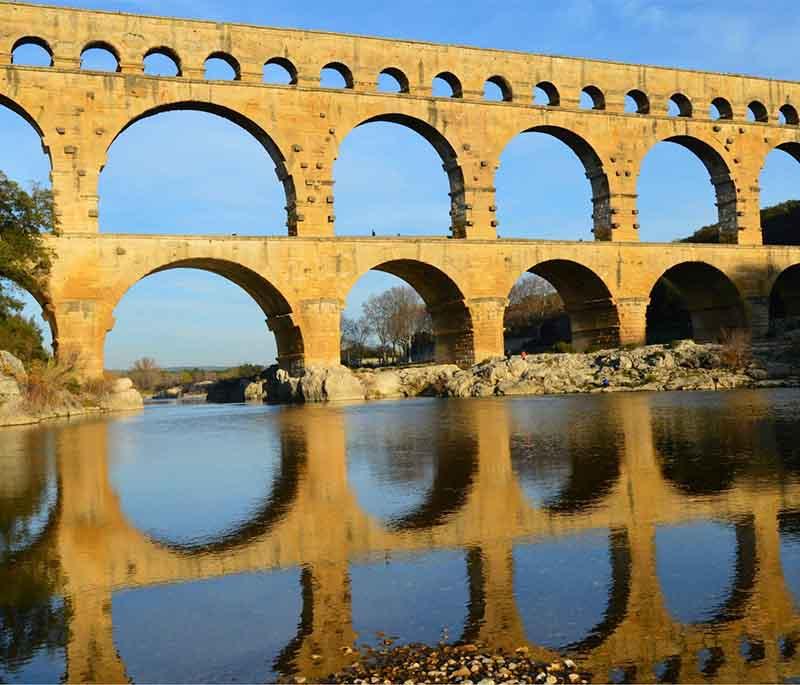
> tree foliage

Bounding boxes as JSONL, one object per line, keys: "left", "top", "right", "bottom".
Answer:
{"left": 681, "top": 201, "right": 800, "bottom": 245}
{"left": 0, "top": 172, "right": 57, "bottom": 364}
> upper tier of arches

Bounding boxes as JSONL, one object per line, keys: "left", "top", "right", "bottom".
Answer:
{"left": 4, "top": 1, "right": 799, "bottom": 127}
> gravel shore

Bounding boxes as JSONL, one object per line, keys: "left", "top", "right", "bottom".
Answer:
{"left": 312, "top": 642, "right": 590, "bottom": 685}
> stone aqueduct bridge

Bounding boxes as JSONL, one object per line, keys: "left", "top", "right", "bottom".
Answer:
{"left": 10, "top": 395, "right": 800, "bottom": 683}
{"left": 4, "top": 3, "right": 800, "bottom": 374}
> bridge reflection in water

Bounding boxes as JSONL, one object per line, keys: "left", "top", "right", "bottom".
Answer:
{"left": 2, "top": 392, "right": 800, "bottom": 683}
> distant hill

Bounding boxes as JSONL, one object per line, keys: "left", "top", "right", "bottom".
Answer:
{"left": 680, "top": 200, "right": 800, "bottom": 245}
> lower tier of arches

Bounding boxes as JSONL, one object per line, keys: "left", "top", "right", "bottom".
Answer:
{"left": 36, "top": 237, "right": 800, "bottom": 378}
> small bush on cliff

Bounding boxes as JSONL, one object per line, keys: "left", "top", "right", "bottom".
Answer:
{"left": 719, "top": 328, "right": 752, "bottom": 369}
{"left": 23, "top": 352, "right": 82, "bottom": 414}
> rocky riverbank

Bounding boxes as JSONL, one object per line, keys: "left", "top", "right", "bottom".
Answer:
{"left": 0, "top": 351, "right": 143, "bottom": 427}
{"left": 319, "top": 642, "right": 589, "bottom": 685}
{"left": 216, "top": 336, "right": 800, "bottom": 404}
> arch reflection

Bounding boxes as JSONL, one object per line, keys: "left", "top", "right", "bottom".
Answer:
{"left": 510, "top": 397, "right": 622, "bottom": 515}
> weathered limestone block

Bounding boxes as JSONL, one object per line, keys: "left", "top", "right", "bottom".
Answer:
{"left": 100, "top": 378, "right": 144, "bottom": 413}
{"left": 299, "top": 366, "right": 364, "bottom": 403}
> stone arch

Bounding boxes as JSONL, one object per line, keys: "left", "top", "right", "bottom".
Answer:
{"left": 320, "top": 61, "right": 354, "bottom": 89}
{"left": 205, "top": 51, "right": 240, "bottom": 80}
{"left": 669, "top": 92, "right": 693, "bottom": 117}
{"left": 340, "top": 113, "right": 466, "bottom": 236}
{"left": 639, "top": 135, "right": 738, "bottom": 242}
{"left": 81, "top": 40, "right": 121, "bottom": 72}
{"left": 498, "top": 125, "right": 613, "bottom": 238}
{"left": 0, "top": 93, "right": 49, "bottom": 160}
{"left": 111, "top": 258, "right": 304, "bottom": 372}
{"left": 646, "top": 261, "right": 747, "bottom": 343}
{"left": 769, "top": 263, "right": 800, "bottom": 332}
{"left": 780, "top": 104, "right": 800, "bottom": 127}
{"left": 485, "top": 75, "right": 513, "bottom": 102}
{"left": 432, "top": 71, "right": 463, "bottom": 98}
{"left": 508, "top": 259, "right": 620, "bottom": 351}
{"left": 143, "top": 46, "right": 181, "bottom": 76}
{"left": 11, "top": 36, "right": 53, "bottom": 66}
{"left": 582, "top": 85, "right": 606, "bottom": 110}
{"left": 347, "top": 258, "right": 474, "bottom": 366}
{"left": 748, "top": 100, "right": 769, "bottom": 123}
{"left": 711, "top": 97, "right": 733, "bottom": 120}
{"left": 265, "top": 56, "right": 298, "bottom": 85}
{"left": 106, "top": 101, "right": 298, "bottom": 234}
{"left": 534, "top": 81, "right": 560, "bottom": 106}
{"left": 378, "top": 67, "right": 409, "bottom": 93}
{"left": 626, "top": 89, "right": 650, "bottom": 114}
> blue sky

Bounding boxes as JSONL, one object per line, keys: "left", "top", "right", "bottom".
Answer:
{"left": 5, "top": 0, "right": 800, "bottom": 368}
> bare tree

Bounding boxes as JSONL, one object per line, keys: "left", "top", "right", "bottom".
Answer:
{"left": 361, "top": 286, "right": 429, "bottom": 364}
{"left": 505, "top": 273, "right": 564, "bottom": 333}
{"left": 129, "top": 357, "right": 162, "bottom": 391}
{"left": 341, "top": 314, "right": 371, "bottom": 365}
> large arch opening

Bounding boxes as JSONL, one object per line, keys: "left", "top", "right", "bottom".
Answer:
{"left": 759, "top": 143, "right": 800, "bottom": 245}
{"left": 0, "top": 96, "right": 55, "bottom": 362}
{"left": 769, "top": 264, "right": 800, "bottom": 334}
{"left": 646, "top": 262, "right": 746, "bottom": 344}
{"left": 105, "top": 260, "right": 303, "bottom": 384}
{"left": 100, "top": 104, "right": 294, "bottom": 235}
{"left": 496, "top": 126, "right": 611, "bottom": 239}
{"left": 505, "top": 261, "right": 619, "bottom": 353}
{"left": 341, "top": 260, "right": 472, "bottom": 367}
{"left": 334, "top": 115, "right": 464, "bottom": 237}
{"left": 638, "top": 137, "right": 736, "bottom": 243}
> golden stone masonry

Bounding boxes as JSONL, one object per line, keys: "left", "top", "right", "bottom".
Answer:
{"left": 2, "top": 2, "right": 800, "bottom": 375}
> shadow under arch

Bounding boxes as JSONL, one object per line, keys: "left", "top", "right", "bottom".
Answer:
{"left": 114, "top": 257, "right": 304, "bottom": 373}
{"left": 105, "top": 101, "right": 298, "bottom": 234}
{"left": 513, "top": 259, "right": 620, "bottom": 351}
{"left": 146, "top": 408, "right": 308, "bottom": 556}
{"left": 642, "top": 135, "right": 738, "bottom": 242}
{"left": 646, "top": 261, "right": 746, "bottom": 344}
{"left": 501, "top": 125, "right": 612, "bottom": 239}
{"left": 347, "top": 113, "right": 466, "bottom": 237}
{"left": 348, "top": 258, "right": 474, "bottom": 366}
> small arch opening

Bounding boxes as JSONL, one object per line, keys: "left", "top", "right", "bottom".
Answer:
{"left": 377, "top": 67, "right": 409, "bottom": 94}
{"left": 668, "top": 93, "right": 692, "bottom": 118}
{"left": 320, "top": 62, "right": 354, "bottom": 89}
{"left": 432, "top": 71, "right": 462, "bottom": 98}
{"left": 11, "top": 37, "right": 53, "bottom": 67}
{"left": 484, "top": 75, "right": 512, "bottom": 102}
{"left": 710, "top": 97, "right": 733, "bottom": 120}
{"left": 143, "top": 47, "right": 180, "bottom": 77}
{"left": 205, "top": 52, "right": 240, "bottom": 81}
{"left": 534, "top": 81, "right": 560, "bottom": 107}
{"left": 747, "top": 100, "right": 769, "bottom": 123}
{"left": 581, "top": 85, "right": 605, "bottom": 110}
{"left": 263, "top": 57, "right": 297, "bottom": 85}
{"left": 80, "top": 41, "right": 120, "bottom": 72}
{"left": 779, "top": 104, "right": 799, "bottom": 126}
{"left": 625, "top": 89, "right": 649, "bottom": 114}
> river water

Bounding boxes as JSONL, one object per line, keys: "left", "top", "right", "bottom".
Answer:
{"left": 2, "top": 390, "right": 800, "bottom": 684}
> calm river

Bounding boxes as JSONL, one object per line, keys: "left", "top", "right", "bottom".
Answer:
{"left": 2, "top": 390, "right": 800, "bottom": 684}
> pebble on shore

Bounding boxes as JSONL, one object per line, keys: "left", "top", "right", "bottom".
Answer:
{"left": 316, "top": 642, "right": 590, "bottom": 685}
